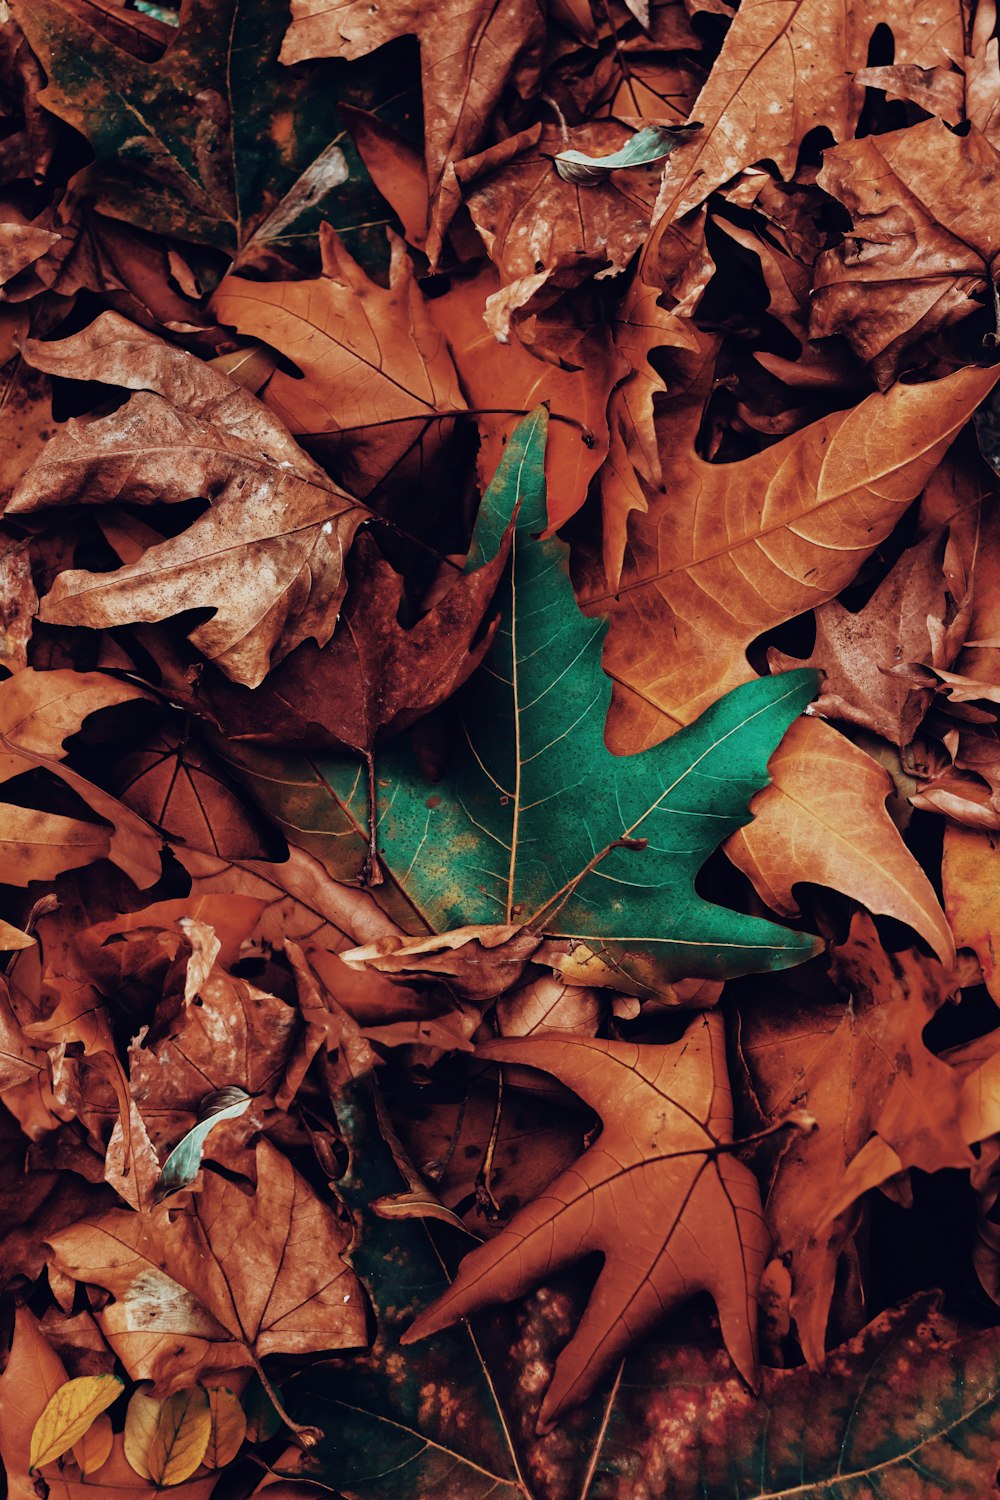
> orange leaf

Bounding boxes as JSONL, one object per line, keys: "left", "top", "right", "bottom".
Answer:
{"left": 726, "top": 716, "right": 956, "bottom": 965}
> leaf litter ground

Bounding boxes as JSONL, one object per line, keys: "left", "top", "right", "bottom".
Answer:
{"left": 3, "top": 1, "right": 1000, "bottom": 1498}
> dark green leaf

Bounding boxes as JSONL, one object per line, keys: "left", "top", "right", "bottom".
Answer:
{"left": 11, "top": 0, "right": 410, "bottom": 265}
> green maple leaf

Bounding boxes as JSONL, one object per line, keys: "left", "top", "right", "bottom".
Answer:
{"left": 11, "top": 0, "right": 407, "bottom": 262}
{"left": 223, "top": 410, "right": 820, "bottom": 991}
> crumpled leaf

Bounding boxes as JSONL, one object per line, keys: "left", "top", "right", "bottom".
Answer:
{"left": 768, "top": 529, "right": 967, "bottom": 750}
{"left": 14, "top": 313, "right": 366, "bottom": 687}
{"left": 811, "top": 120, "right": 1000, "bottom": 382}
{"left": 404, "top": 1012, "right": 769, "bottom": 1429}
{"left": 0, "top": 668, "right": 161, "bottom": 888}
{"left": 460, "top": 122, "right": 666, "bottom": 336}
{"left": 152, "top": 1087, "right": 253, "bottom": 1201}
{"left": 726, "top": 716, "right": 956, "bottom": 965}
{"left": 280, "top": 0, "right": 546, "bottom": 264}
{"left": 29, "top": 1373, "right": 123, "bottom": 1471}
{"left": 590, "top": 363, "right": 998, "bottom": 750}
{"left": 190, "top": 517, "right": 513, "bottom": 760}
{"left": 739, "top": 915, "right": 971, "bottom": 1364}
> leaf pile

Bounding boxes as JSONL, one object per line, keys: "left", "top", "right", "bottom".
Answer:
{"left": 3, "top": 0, "right": 1000, "bottom": 1497}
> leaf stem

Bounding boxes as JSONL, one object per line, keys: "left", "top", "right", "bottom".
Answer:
{"left": 474, "top": 1065, "right": 505, "bottom": 1221}
{"left": 361, "top": 750, "right": 383, "bottom": 887}
{"left": 248, "top": 1351, "right": 323, "bottom": 1451}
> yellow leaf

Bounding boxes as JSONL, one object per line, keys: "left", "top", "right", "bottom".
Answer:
{"left": 72, "top": 1411, "right": 113, "bottom": 1474}
{"left": 204, "top": 1386, "right": 247, "bottom": 1468}
{"left": 123, "top": 1386, "right": 163, "bottom": 1480}
{"left": 29, "top": 1373, "right": 123, "bottom": 1470}
{"left": 148, "top": 1386, "right": 211, "bottom": 1487}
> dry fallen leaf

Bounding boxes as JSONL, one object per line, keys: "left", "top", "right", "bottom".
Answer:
{"left": 739, "top": 915, "right": 970, "bottom": 1364}
{"left": 212, "top": 226, "right": 466, "bottom": 498}
{"left": 726, "top": 715, "right": 956, "bottom": 964}
{"left": 404, "top": 1012, "right": 770, "bottom": 1429}
{"left": 589, "top": 364, "right": 999, "bottom": 750}
{"left": 13, "top": 313, "right": 367, "bottom": 687}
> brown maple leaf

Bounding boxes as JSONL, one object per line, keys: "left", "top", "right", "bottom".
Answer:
{"left": 47, "top": 1139, "right": 367, "bottom": 1390}
{"left": 404, "top": 1012, "right": 769, "bottom": 1429}
{"left": 211, "top": 226, "right": 467, "bottom": 499}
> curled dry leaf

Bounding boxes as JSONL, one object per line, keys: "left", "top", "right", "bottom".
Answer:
{"left": 943, "top": 824, "right": 1000, "bottom": 1003}
{"left": 739, "top": 915, "right": 970, "bottom": 1364}
{"left": 812, "top": 121, "right": 1000, "bottom": 382}
{"left": 460, "top": 122, "right": 666, "bottom": 337}
{"left": 192, "top": 517, "right": 514, "bottom": 761}
{"left": 768, "top": 530, "right": 966, "bottom": 751}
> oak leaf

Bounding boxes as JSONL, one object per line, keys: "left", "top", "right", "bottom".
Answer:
{"left": 726, "top": 716, "right": 956, "bottom": 965}
{"left": 240, "top": 412, "right": 820, "bottom": 992}
{"left": 404, "top": 1012, "right": 769, "bottom": 1428}
{"left": 13, "top": 313, "right": 366, "bottom": 687}
{"left": 280, "top": 0, "right": 547, "bottom": 264}
{"left": 590, "top": 364, "right": 998, "bottom": 750}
